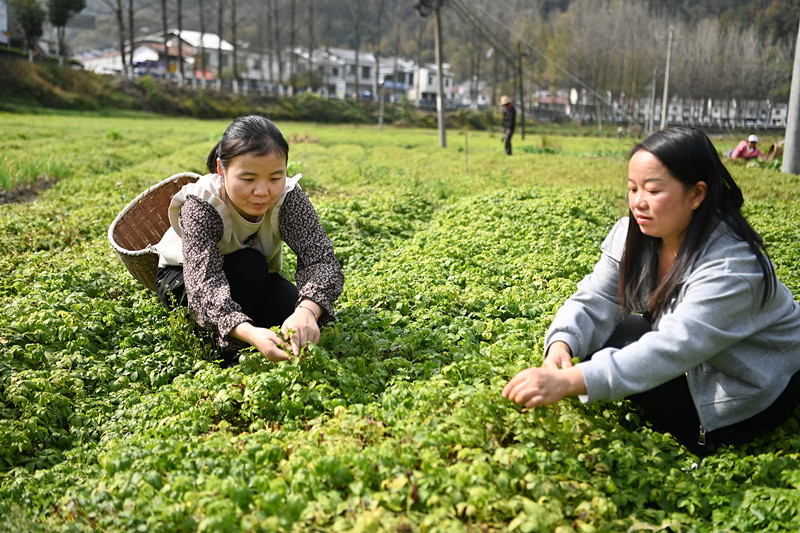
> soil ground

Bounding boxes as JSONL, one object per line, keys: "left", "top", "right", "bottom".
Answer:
{"left": 0, "top": 176, "right": 58, "bottom": 205}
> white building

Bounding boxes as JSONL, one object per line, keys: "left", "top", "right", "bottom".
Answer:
{"left": 76, "top": 29, "right": 233, "bottom": 83}
{"left": 453, "top": 79, "right": 489, "bottom": 109}
{"left": 77, "top": 45, "right": 168, "bottom": 77}
{"left": 768, "top": 102, "right": 788, "bottom": 127}
{"left": 299, "top": 47, "right": 378, "bottom": 99}
{"left": 376, "top": 56, "right": 417, "bottom": 104}
{"left": 0, "top": 0, "right": 9, "bottom": 46}
{"left": 287, "top": 47, "right": 425, "bottom": 104}
{"left": 406, "top": 64, "right": 455, "bottom": 108}
{"left": 136, "top": 29, "right": 233, "bottom": 82}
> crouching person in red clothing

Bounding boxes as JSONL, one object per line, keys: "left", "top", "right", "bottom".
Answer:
{"left": 728, "top": 134, "right": 764, "bottom": 161}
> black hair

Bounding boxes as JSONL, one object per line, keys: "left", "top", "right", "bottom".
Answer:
{"left": 619, "top": 126, "right": 775, "bottom": 318}
{"left": 206, "top": 114, "right": 289, "bottom": 173}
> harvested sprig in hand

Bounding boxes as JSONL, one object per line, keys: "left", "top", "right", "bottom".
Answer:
{"left": 503, "top": 127, "right": 800, "bottom": 457}
{"left": 154, "top": 115, "right": 344, "bottom": 365}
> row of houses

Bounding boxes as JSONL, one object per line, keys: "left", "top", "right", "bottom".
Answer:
{"left": 533, "top": 89, "right": 788, "bottom": 129}
{"left": 661, "top": 97, "right": 787, "bottom": 129}
{"left": 75, "top": 29, "right": 456, "bottom": 106}
{"left": 75, "top": 29, "right": 788, "bottom": 129}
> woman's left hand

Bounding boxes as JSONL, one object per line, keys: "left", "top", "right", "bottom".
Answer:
{"left": 281, "top": 301, "right": 322, "bottom": 357}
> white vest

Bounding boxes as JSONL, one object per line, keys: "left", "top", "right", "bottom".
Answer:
{"left": 155, "top": 172, "right": 301, "bottom": 272}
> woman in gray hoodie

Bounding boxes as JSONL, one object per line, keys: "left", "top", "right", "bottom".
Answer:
{"left": 503, "top": 127, "right": 800, "bottom": 455}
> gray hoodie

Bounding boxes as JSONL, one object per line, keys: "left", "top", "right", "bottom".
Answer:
{"left": 546, "top": 217, "right": 800, "bottom": 432}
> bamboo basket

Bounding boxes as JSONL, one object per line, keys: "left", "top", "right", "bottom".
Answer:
{"left": 108, "top": 172, "right": 200, "bottom": 292}
{"left": 764, "top": 140, "right": 784, "bottom": 163}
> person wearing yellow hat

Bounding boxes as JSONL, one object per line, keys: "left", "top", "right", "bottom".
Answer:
{"left": 500, "top": 95, "right": 516, "bottom": 155}
{"left": 729, "top": 134, "right": 764, "bottom": 161}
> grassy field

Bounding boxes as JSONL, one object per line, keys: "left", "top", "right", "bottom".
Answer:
{"left": 1, "top": 111, "right": 799, "bottom": 531}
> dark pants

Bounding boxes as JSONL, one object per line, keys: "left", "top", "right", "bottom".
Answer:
{"left": 605, "top": 314, "right": 800, "bottom": 456}
{"left": 157, "top": 247, "right": 298, "bottom": 333}
{"left": 504, "top": 131, "right": 513, "bottom": 155}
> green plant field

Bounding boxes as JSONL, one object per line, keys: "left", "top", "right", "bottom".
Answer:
{"left": 1, "top": 111, "right": 799, "bottom": 532}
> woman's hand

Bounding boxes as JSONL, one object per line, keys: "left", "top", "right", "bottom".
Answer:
{"left": 502, "top": 366, "right": 587, "bottom": 408}
{"left": 281, "top": 300, "right": 322, "bottom": 357}
{"left": 541, "top": 341, "right": 574, "bottom": 370}
{"left": 231, "top": 322, "right": 291, "bottom": 361}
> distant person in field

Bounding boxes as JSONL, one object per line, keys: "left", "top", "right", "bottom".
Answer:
{"left": 500, "top": 95, "right": 516, "bottom": 156}
{"left": 155, "top": 115, "right": 343, "bottom": 365}
{"left": 728, "top": 134, "right": 764, "bottom": 161}
{"left": 503, "top": 127, "right": 800, "bottom": 456}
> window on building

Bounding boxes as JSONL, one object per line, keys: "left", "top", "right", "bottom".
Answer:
{"left": 362, "top": 66, "right": 370, "bottom": 79}
{"left": 332, "top": 67, "right": 339, "bottom": 77}
{"left": 428, "top": 76, "right": 433, "bottom": 85}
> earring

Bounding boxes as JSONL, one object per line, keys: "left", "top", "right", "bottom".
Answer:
{"left": 694, "top": 203, "right": 699, "bottom": 208}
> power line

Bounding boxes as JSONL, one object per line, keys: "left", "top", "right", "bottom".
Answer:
{"left": 448, "top": 0, "right": 514, "bottom": 64}
{"left": 449, "top": 0, "right": 609, "bottom": 105}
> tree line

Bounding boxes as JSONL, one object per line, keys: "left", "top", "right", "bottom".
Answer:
{"left": 12, "top": 0, "right": 798, "bottom": 105}
{"left": 10, "top": 0, "right": 85, "bottom": 64}
{"left": 442, "top": 0, "right": 795, "bottom": 104}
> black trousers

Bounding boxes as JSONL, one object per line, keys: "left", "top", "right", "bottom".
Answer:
{"left": 504, "top": 131, "right": 513, "bottom": 155}
{"left": 156, "top": 247, "right": 299, "bottom": 331}
{"left": 604, "top": 314, "right": 800, "bottom": 456}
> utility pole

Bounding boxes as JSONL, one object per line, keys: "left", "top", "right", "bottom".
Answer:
{"left": 783, "top": 19, "right": 800, "bottom": 175}
{"left": 660, "top": 25, "right": 673, "bottom": 130}
{"left": 516, "top": 41, "right": 525, "bottom": 140}
{"left": 415, "top": 0, "right": 447, "bottom": 148}
{"left": 177, "top": 0, "right": 184, "bottom": 86}
{"left": 647, "top": 66, "right": 657, "bottom": 135}
{"left": 433, "top": 0, "right": 446, "bottom": 148}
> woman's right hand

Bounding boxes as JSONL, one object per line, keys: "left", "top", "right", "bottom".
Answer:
{"left": 502, "top": 365, "right": 586, "bottom": 407}
{"left": 231, "top": 322, "right": 291, "bottom": 361}
{"left": 541, "top": 341, "right": 574, "bottom": 370}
